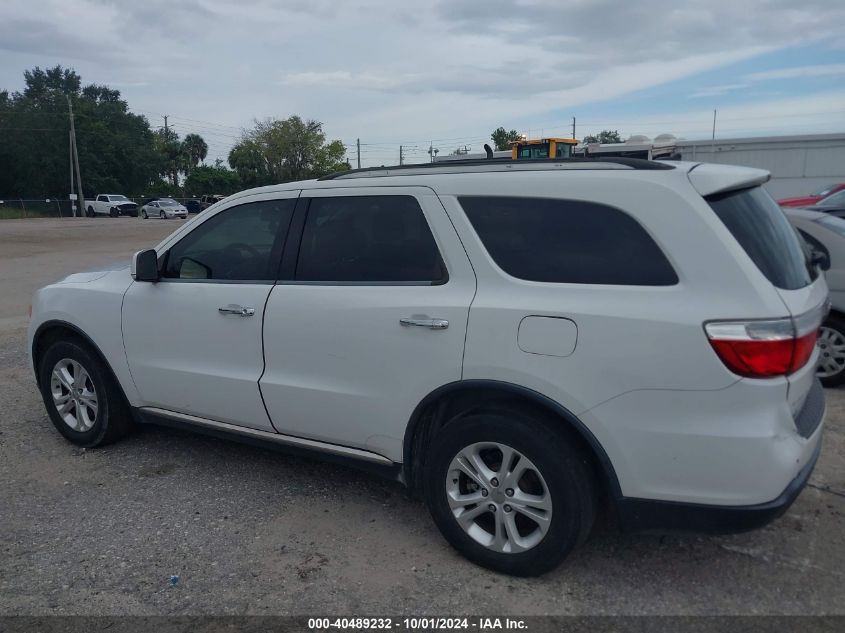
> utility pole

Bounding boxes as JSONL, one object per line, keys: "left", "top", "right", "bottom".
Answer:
{"left": 69, "top": 130, "right": 74, "bottom": 214}
{"left": 356, "top": 138, "right": 361, "bottom": 169}
{"left": 67, "top": 95, "right": 84, "bottom": 217}
{"left": 399, "top": 145, "right": 404, "bottom": 166}
{"left": 572, "top": 116, "right": 576, "bottom": 140}
{"left": 711, "top": 109, "right": 717, "bottom": 158}
{"left": 163, "top": 114, "right": 169, "bottom": 135}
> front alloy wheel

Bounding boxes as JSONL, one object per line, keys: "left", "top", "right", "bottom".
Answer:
{"left": 50, "top": 358, "right": 98, "bottom": 432}
{"left": 447, "top": 442, "right": 551, "bottom": 554}
{"left": 38, "top": 339, "right": 133, "bottom": 447}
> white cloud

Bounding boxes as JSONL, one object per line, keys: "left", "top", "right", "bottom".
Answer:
{"left": 745, "top": 63, "right": 845, "bottom": 81}
{"left": 689, "top": 84, "right": 749, "bottom": 98}
{"left": 2, "top": 0, "right": 844, "bottom": 166}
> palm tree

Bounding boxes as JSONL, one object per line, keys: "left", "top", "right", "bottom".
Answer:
{"left": 181, "top": 134, "right": 208, "bottom": 175}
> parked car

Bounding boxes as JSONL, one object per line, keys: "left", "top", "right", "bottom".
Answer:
{"left": 29, "top": 159, "right": 826, "bottom": 576}
{"left": 85, "top": 194, "right": 138, "bottom": 217}
{"left": 785, "top": 207, "right": 845, "bottom": 386}
{"left": 778, "top": 183, "right": 845, "bottom": 207}
{"left": 200, "top": 194, "right": 226, "bottom": 210}
{"left": 140, "top": 198, "right": 188, "bottom": 220}
{"left": 184, "top": 199, "right": 202, "bottom": 214}
{"left": 799, "top": 189, "right": 845, "bottom": 215}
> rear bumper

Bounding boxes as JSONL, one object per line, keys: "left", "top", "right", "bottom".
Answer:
{"left": 616, "top": 433, "right": 822, "bottom": 533}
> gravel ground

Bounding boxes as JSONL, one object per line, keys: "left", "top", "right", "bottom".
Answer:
{"left": 0, "top": 218, "right": 843, "bottom": 616}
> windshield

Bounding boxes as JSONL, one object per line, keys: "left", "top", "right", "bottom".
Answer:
{"left": 817, "top": 190, "right": 845, "bottom": 208}
{"left": 817, "top": 215, "right": 845, "bottom": 238}
{"left": 812, "top": 185, "right": 836, "bottom": 197}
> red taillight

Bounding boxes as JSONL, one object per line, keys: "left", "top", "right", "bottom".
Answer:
{"left": 705, "top": 311, "right": 822, "bottom": 379}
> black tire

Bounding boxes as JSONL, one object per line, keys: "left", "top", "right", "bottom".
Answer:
{"left": 818, "top": 314, "right": 845, "bottom": 387}
{"left": 109, "top": 207, "right": 118, "bottom": 218}
{"left": 141, "top": 210, "right": 148, "bottom": 219}
{"left": 86, "top": 206, "right": 95, "bottom": 218}
{"left": 423, "top": 411, "right": 595, "bottom": 576}
{"left": 38, "top": 339, "right": 133, "bottom": 448}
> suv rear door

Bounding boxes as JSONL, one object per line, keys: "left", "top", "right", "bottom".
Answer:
{"left": 259, "top": 186, "right": 475, "bottom": 461}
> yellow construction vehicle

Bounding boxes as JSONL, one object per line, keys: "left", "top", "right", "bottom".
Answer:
{"left": 510, "top": 137, "right": 579, "bottom": 160}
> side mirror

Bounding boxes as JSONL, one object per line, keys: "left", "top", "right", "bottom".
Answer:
{"left": 131, "top": 249, "right": 159, "bottom": 282}
{"left": 811, "top": 249, "right": 831, "bottom": 272}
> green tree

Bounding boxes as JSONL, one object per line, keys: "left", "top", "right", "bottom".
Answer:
{"left": 581, "top": 129, "right": 622, "bottom": 144}
{"left": 228, "top": 115, "right": 348, "bottom": 186}
{"left": 0, "top": 65, "right": 161, "bottom": 198}
{"left": 183, "top": 162, "right": 241, "bottom": 196}
{"left": 0, "top": 65, "right": 211, "bottom": 199}
{"left": 491, "top": 127, "right": 520, "bottom": 151}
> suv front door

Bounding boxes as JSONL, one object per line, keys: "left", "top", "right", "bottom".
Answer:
{"left": 259, "top": 187, "right": 476, "bottom": 461}
{"left": 122, "top": 192, "right": 298, "bottom": 431}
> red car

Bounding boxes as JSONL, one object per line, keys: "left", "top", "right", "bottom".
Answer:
{"left": 778, "top": 183, "right": 845, "bottom": 207}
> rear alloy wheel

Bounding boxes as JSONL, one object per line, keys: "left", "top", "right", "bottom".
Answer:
{"left": 141, "top": 210, "right": 148, "bottom": 219}
{"left": 446, "top": 442, "right": 552, "bottom": 554}
{"left": 817, "top": 315, "right": 845, "bottom": 387}
{"left": 424, "top": 412, "right": 595, "bottom": 576}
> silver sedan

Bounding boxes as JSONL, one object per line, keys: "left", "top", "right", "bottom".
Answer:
{"left": 140, "top": 199, "right": 188, "bottom": 220}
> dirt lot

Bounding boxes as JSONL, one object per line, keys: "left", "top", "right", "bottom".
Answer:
{"left": 0, "top": 218, "right": 843, "bottom": 616}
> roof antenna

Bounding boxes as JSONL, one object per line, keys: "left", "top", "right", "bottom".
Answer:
{"left": 483, "top": 143, "right": 493, "bottom": 159}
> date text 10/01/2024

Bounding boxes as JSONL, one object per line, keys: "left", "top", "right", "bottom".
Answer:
{"left": 308, "top": 617, "right": 528, "bottom": 630}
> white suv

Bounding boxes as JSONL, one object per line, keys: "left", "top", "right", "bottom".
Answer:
{"left": 28, "top": 158, "right": 827, "bottom": 576}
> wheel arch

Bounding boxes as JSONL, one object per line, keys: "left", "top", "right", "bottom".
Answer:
{"left": 402, "top": 379, "right": 622, "bottom": 500}
{"left": 32, "top": 320, "right": 129, "bottom": 406}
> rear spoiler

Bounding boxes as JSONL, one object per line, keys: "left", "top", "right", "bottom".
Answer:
{"left": 687, "top": 163, "right": 771, "bottom": 197}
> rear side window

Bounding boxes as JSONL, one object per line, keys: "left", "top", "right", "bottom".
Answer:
{"left": 706, "top": 187, "right": 815, "bottom": 290}
{"left": 295, "top": 195, "right": 447, "bottom": 283}
{"left": 458, "top": 196, "right": 678, "bottom": 285}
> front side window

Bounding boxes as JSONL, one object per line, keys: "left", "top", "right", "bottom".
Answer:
{"left": 162, "top": 199, "right": 295, "bottom": 281}
{"left": 295, "top": 195, "right": 446, "bottom": 283}
{"left": 459, "top": 196, "right": 677, "bottom": 285}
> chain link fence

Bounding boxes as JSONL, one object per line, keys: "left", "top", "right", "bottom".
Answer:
{"left": 0, "top": 196, "right": 202, "bottom": 219}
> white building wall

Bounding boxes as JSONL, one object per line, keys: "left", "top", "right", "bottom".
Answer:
{"left": 675, "top": 134, "right": 845, "bottom": 199}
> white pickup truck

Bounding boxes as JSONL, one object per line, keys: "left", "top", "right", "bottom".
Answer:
{"left": 85, "top": 194, "right": 139, "bottom": 218}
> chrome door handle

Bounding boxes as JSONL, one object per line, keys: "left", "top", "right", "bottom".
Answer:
{"left": 400, "top": 317, "right": 449, "bottom": 330}
{"left": 219, "top": 304, "right": 255, "bottom": 317}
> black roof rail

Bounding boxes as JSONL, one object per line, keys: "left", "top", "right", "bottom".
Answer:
{"left": 318, "top": 156, "right": 675, "bottom": 180}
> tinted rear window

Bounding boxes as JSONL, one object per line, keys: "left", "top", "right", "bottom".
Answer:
{"left": 458, "top": 196, "right": 678, "bottom": 285}
{"left": 706, "top": 187, "right": 814, "bottom": 290}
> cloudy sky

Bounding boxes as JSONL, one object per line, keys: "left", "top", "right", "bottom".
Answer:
{"left": 2, "top": 0, "right": 845, "bottom": 166}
